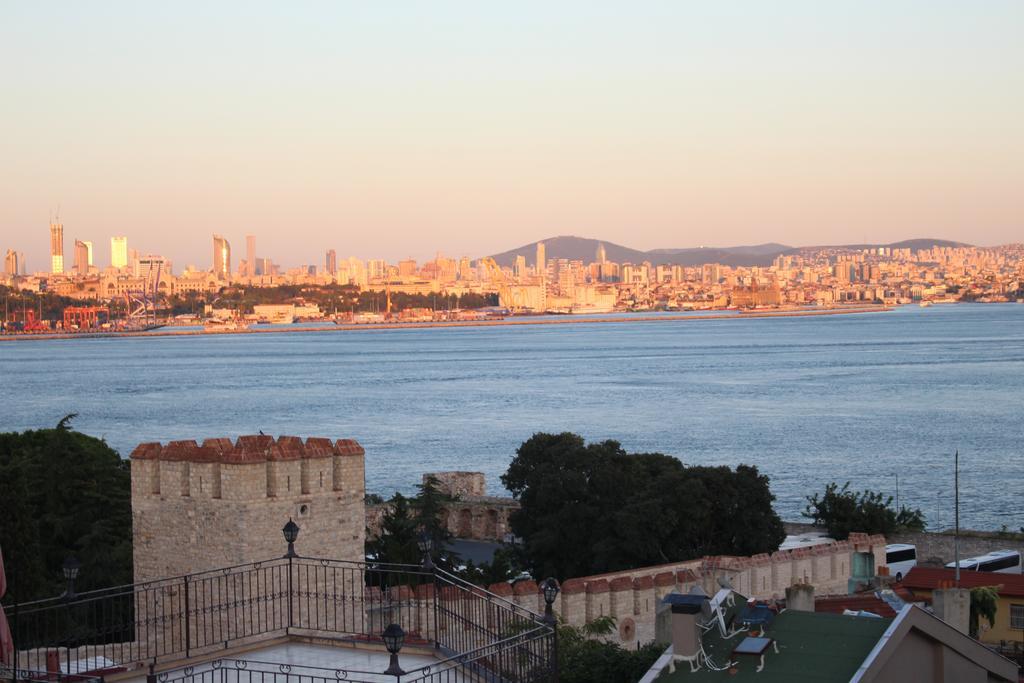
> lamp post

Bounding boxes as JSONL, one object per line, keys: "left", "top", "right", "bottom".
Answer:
{"left": 418, "top": 531, "right": 434, "bottom": 571}
{"left": 541, "top": 577, "right": 560, "bottom": 626}
{"left": 541, "top": 578, "right": 560, "bottom": 682}
{"left": 283, "top": 519, "right": 300, "bottom": 559}
{"left": 382, "top": 623, "right": 406, "bottom": 677}
{"left": 283, "top": 519, "right": 299, "bottom": 630}
{"left": 62, "top": 555, "right": 81, "bottom": 600}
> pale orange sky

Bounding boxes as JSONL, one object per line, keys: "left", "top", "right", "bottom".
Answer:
{"left": 1, "top": 2, "right": 1021, "bottom": 269}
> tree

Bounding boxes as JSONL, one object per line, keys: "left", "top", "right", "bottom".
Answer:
{"left": 410, "top": 475, "right": 461, "bottom": 570}
{"left": 0, "top": 417, "right": 132, "bottom": 602}
{"left": 557, "top": 616, "right": 663, "bottom": 683}
{"left": 969, "top": 585, "right": 999, "bottom": 638}
{"left": 803, "top": 482, "right": 926, "bottom": 540}
{"left": 366, "top": 493, "right": 419, "bottom": 566}
{"left": 366, "top": 477, "right": 461, "bottom": 570}
{"left": 501, "top": 433, "right": 785, "bottom": 579}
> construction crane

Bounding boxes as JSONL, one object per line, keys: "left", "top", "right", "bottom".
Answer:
{"left": 125, "top": 261, "right": 163, "bottom": 327}
{"left": 477, "top": 257, "right": 515, "bottom": 309}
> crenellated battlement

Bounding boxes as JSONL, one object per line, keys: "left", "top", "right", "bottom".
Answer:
{"left": 131, "top": 435, "right": 366, "bottom": 584}
{"left": 130, "top": 435, "right": 364, "bottom": 463}
{"left": 490, "top": 532, "right": 888, "bottom": 648}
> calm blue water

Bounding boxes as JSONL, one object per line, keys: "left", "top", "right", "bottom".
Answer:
{"left": 2, "top": 304, "right": 1022, "bottom": 531}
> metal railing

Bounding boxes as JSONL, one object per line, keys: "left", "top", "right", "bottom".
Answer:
{"left": 4, "top": 557, "right": 555, "bottom": 683}
{"left": 1, "top": 668, "right": 103, "bottom": 683}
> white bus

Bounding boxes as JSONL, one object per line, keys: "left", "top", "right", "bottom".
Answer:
{"left": 945, "top": 549, "right": 1022, "bottom": 574}
{"left": 885, "top": 543, "right": 917, "bottom": 581}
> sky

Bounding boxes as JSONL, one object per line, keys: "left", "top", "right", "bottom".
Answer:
{"left": 1, "top": 1, "right": 1022, "bottom": 270}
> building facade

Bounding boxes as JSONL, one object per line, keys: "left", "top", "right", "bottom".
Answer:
{"left": 212, "top": 234, "right": 231, "bottom": 279}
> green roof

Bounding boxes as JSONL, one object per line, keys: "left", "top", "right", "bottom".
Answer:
{"left": 657, "top": 608, "right": 892, "bottom": 682}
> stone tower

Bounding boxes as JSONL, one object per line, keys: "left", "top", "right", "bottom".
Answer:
{"left": 130, "top": 435, "right": 365, "bottom": 583}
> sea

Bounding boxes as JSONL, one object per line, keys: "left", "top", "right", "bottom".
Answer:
{"left": 2, "top": 303, "right": 1022, "bottom": 531}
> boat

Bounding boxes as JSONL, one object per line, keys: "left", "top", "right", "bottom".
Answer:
{"left": 919, "top": 301, "right": 932, "bottom": 307}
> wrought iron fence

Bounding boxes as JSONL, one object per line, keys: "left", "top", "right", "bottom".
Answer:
{"left": 1, "top": 668, "right": 103, "bottom": 683}
{"left": 4, "top": 557, "right": 555, "bottom": 683}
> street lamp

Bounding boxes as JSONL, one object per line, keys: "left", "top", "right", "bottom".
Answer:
{"left": 418, "top": 531, "right": 434, "bottom": 571}
{"left": 381, "top": 623, "right": 406, "bottom": 677}
{"left": 541, "top": 577, "right": 560, "bottom": 626}
{"left": 62, "top": 555, "right": 81, "bottom": 599}
{"left": 283, "top": 519, "right": 300, "bottom": 559}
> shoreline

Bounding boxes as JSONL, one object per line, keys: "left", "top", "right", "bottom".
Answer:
{"left": 0, "top": 305, "right": 891, "bottom": 342}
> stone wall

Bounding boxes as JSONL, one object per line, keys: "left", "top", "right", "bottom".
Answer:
{"left": 426, "top": 471, "right": 486, "bottom": 498}
{"left": 131, "top": 435, "right": 366, "bottom": 583}
{"left": 784, "top": 521, "right": 1024, "bottom": 566}
{"left": 489, "top": 532, "right": 888, "bottom": 649}
{"left": 366, "top": 472, "right": 519, "bottom": 542}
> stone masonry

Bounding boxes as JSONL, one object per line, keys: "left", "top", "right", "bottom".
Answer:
{"left": 365, "top": 472, "right": 519, "bottom": 542}
{"left": 131, "top": 435, "right": 365, "bottom": 583}
{"left": 488, "top": 532, "right": 889, "bottom": 649}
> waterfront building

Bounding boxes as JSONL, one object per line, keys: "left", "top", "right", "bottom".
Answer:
{"left": 212, "top": 233, "right": 231, "bottom": 279}
{"left": 111, "top": 236, "right": 128, "bottom": 268}
{"left": 49, "top": 219, "right": 64, "bottom": 273}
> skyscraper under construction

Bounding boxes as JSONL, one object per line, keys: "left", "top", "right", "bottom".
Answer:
{"left": 50, "top": 219, "right": 64, "bottom": 274}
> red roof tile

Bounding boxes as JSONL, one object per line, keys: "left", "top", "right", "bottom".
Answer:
{"left": 814, "top": 594, "right": 897, "bottom": 618}
{"left": 902, "top": 567, "right": 1024, "bottom": 597}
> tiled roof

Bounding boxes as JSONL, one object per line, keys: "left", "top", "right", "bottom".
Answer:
{"left": 129, "top": 436, "right": 364, "bottom": 462}
{"left": 814, "top": 593, "right": 898, "bottom": 618}
{"left": 902, "top": 567, "right": 1024, "bottom": 597}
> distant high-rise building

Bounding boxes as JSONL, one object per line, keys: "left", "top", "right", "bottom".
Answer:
{"left": 4, "top": 249, "right": 18, "bottom": 276}
{"left": 398, "top": 259, "right": 417, "bottom": 277}
{"left": 84, "top": 241, "right": 93, "bottom": 267}
{"left": 111, "top": 236, "right": 128, "bottom": 268}
{"left": 596, "top": 242, "right": 606, "bottom": 264}
{"left": 326, "top": 249, "right": 337, "bottom": 275}
{"left": 457, "top": 256, "right": 472, "bottom": 280}
{"left": 50, "top": 220, "right": 64, "bottom": 274}
{"left": 246, "top": 235, "right": 256, "bottom": 277}
{"left": 134, "top": 254, "right": 171, "bottom": 279}
{"left": 536, "top": 241, "right": 546, "bottom": 280}
{"left": 514, "top": 255, "right": 527, "bottom": 280}
{"left": 73, "top": 240, "right": 90, "bottom": 274}
{"left": 367, "top": 259, "right": 387, "bottom": 280}
{"left": 212, "top": 234, "right": 231, "bottom": 279}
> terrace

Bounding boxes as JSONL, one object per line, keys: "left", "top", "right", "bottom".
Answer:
{"left": 2, "top": 526, "right": 556, "bottom": 683}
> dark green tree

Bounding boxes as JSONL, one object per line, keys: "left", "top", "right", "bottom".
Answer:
{"left": 502, "top": 433, "right": 785, "bottom": 579}
{"left": 0, "top": 416, "right": 132, "bottom": 602}
{"left": 803, "top": 482, "right": 926, "bottom": 540}
{"left": 366, "top": 493, "right": 420, "bottom": 566}
{"left": 410, "top": 475, "right": 460, "bottom": 569}
{"left": 557, "top": 616, "right": 663, "bottom": 683}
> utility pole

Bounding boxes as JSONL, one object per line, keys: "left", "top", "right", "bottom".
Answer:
{"left": 954, "top": 449, "right": 960, "bottom": 586}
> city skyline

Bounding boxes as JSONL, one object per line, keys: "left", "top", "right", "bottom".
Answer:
{"left": 2, "top": 3, "right": 1022, "bottom": 269}
{"left": 1, "top": 220, "right": 1009, "bottom": 274}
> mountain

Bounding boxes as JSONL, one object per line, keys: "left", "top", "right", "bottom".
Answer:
{"left": 488, "top": 236, "right": 972, "bottom": 268}
{"left": 488, "top": 236, "right": 651, "bottom": 268}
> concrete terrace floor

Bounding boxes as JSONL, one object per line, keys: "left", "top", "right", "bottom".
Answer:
{"left": 657, "top": 610, "right": 892, "bottom": 682}
{"left": 119, "top": 641, "right": 466, "bottom": 683}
